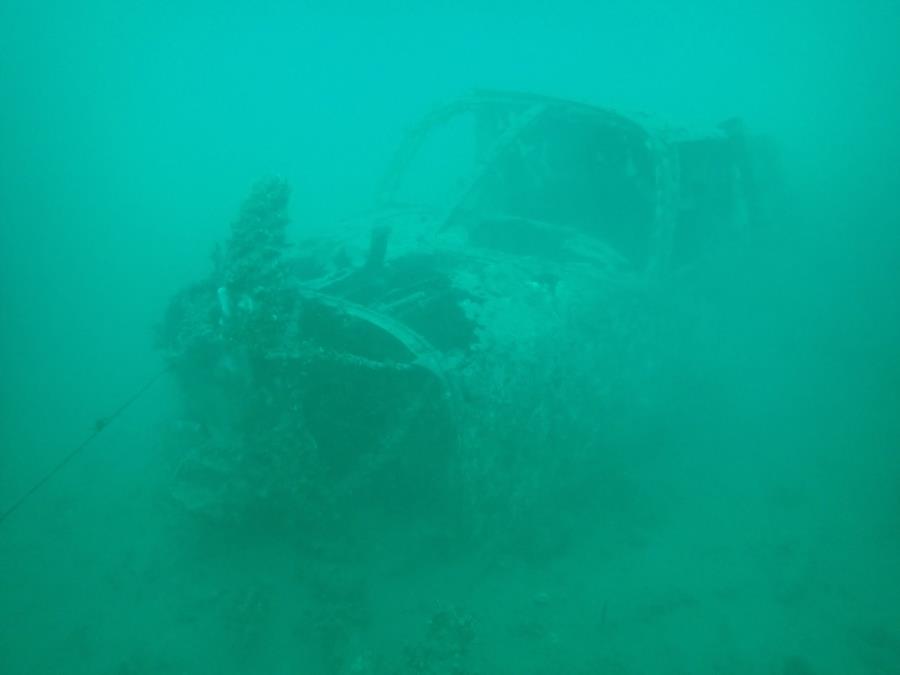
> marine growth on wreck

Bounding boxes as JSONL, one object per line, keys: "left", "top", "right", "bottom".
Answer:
{"left": 158, "top": 92, "right": 766, "bottom": 551}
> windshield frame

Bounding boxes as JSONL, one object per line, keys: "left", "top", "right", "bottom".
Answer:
{"left": 377, "top": 91, "right": 675, "bottom": 273}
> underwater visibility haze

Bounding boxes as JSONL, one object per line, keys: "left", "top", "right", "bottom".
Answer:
{"left": 2, "top": 2, "right": 899, "bottom": 674}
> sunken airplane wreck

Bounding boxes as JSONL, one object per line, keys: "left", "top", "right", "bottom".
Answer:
{"left": 159, "top": 90, "right": 775, "bottom": 537}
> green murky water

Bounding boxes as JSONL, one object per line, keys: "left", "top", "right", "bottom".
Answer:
{"left": 2, "top": 3, "right": 899, "bottom": 673}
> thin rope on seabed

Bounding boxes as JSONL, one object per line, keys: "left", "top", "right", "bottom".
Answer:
{"left": 0, "top": 365, "right": 172, "bottom": 527}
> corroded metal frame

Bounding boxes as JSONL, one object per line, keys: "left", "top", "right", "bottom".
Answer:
{"left": 376, "top": 89, "right": 682, "bottom": 276}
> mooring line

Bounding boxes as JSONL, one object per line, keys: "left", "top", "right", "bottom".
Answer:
{"left": 0, "top": 365, "right": 172, "bottom": 527}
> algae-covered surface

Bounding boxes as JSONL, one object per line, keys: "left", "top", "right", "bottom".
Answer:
{"left": 2, "top": 3, "right": 899, "bottom": 674}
